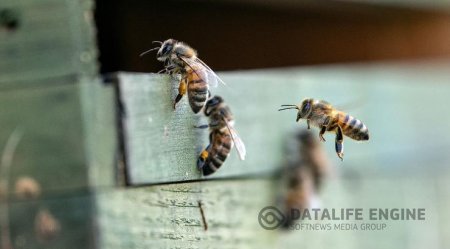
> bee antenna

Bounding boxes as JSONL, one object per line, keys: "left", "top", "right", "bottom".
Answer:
{"left": 139, "top": 47, "right": 160, "bottom": 57}
{"left": 278, "top": 106, "right": 299, "bottom": 111}
{"left": 152, "top": 41, "right": 163, "bottom": 45}
{"left": 280, "top": 104, "right": 298, "bottom": 107}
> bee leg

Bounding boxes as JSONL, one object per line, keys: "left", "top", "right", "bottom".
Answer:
{"left": 319, "top": 117, "right": 330, "bottom": 142}
{"left": 319, "top": 126, "right": 326, "bottom": 142}
{"left": 197, "top": 145, "right": 210, "bottom": 171}
{"left": 307, "top": 119, "right": 311, "bottom": 129}
{"left": 165, "top": 64, "right": 176, "bottom": 72}
{"left": 335, "top": 126, "right": 344, "bottom": 161}
{"left": 208, "top": 120, "right": 220, "bottom": 129}
{"left": 173, "top": 78, "right": 187, "bottom": 110}
{"left": 157, "top": 68, "right": 167, "bottom": 74}
{"left": 194, "top": 124, "right": 209, "bottom": 129}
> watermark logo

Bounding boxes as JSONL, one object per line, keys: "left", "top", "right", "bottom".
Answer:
{"left": 258, "top": 206, "right": 286, "bottom": 230}
{"left": 257, "top": 207, "right": 426, "bottom": 230}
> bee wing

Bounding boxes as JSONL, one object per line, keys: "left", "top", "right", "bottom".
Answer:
{"left": 222, "top": 117, "right": 246, "bottom": 160}
{"left": 178, "top": 56, "right": 219, "bottom": 88}
{"left": 194, "top": 57, "right": 226, "bottom": 87}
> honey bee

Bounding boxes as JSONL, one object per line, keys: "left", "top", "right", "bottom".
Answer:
{"left": 140, "top": 39, "right": 225, "bottom": 113}
{"left": 279, "top": 98, "right": 369, "bottom": 160}
{"left": 281, "top": 130, "right": 330, "bottom": 229}
{"left": 196, "top": 96, "right": 246, "bottom": 176}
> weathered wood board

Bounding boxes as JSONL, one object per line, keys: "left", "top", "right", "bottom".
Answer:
{"left": 115, "top": 73, "right": 204, "bottom": 185}
{"left": 95, "top": 173, "right": 450, "bottom": 249}
{"left": 275, "top": 173, "right": 449, "bottom": 249}
{"left": 0, "top": 0, "right": 97, "bottom": 87}
{"left": 80, "top": 78, "right": 118, "bottom": 188}
{"left": 0, "top": 78, "right": 108, "bottom": 249}
{"left": 95, "top": 179, "right": 277, "bottom": 249}
{"left": 0, "top": 79, "right": 90, "bottom": 195}
{"left": 8, "top": 193, "right": 94, "bottom": 249}
{"left": 117, "top": 61, "right": 450, "bottom": 185}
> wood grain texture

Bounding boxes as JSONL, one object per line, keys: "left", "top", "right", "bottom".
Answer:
{"left": 95, "top": 179, "right": 276, "bottom": 249}
{"left": 95, "top": 174, "right": 450, "bottom": 249}
{"left": 117, "top": 73, "right": 204, "bottom": 185}
{"left": 118, "top": 61, "right": 450, "bottom": 185}
{"left": 0, "top": 0, "right": 97, "bottom": 87}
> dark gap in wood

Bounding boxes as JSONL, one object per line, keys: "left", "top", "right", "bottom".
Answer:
{"left": 125, "top": 171, "right": 279, "bottom": 189}
{"left": 103, "top": 74, "right": 131, "bottom": 187}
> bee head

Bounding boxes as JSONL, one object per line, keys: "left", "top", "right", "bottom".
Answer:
{"left": 298, "top": 98, "right": 313, "bottom": 121}
{"left": 204, "top": 96, "right": 223, "bottom": 116}
{"left": 279, "top": 98, "right": 313, "bottom": 122}
{"left": 156, "top": 39, "right": 177, "bottom": 61}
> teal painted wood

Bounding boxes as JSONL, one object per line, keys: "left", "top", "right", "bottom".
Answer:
{"left": 0, "top": 0, "right": 97, "bottom": 87}
{"left": 80, "top": 77, "right": 119, "bottom": 188}
{"left": 0, "top": 78, "right": 109, "bottom": 249}
{"left": 118, "top": 61, "right": 450, "bottom": 185}
{"left": 9, "top": 193, "right": 94, "bottom": 249}
{"left": 116, "top": 73, "right": 204, "bottom": 185}
{"left": 95, "top": 179, "right": 277, "bottom": 249}
{"left": 95, "top": 174, "right": 449, "bottom": 249}
{"left": 0, "top": 79, "right": 90, "bottom": 195}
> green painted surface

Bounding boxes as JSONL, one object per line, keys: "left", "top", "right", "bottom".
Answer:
{"left": 80, "top": 77, "right": 118, "bottom": 188}
{"left": 0, "top": 80, "right": 89, "bottom": 195}
{"left": 117, "top": 73, "right": 203, "bottom": 185}
{"left": 9, "top": 193, "right": 94, "bottom": 249}
{"left": 104, "top": 61, "right": 450, "bottom": 248}
{"left": 0, "top": 0, "right": 97, "bottom": 87}
{"left": 95, "top": 179, "right": 276, "bottom": 249}
{"left": 95, "top": 174, "right": 450, "bottom": 249}
{"left": 1, "top": 0, "right": 100, "bottom": 248}
{"left": 118, "top": 61, "right": 450, "bottom": 185}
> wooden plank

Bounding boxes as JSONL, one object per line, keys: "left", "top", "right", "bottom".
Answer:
{"left": 276, "top": 176, "right": 443, "bottom": 249}
{"left": 95, "top": 175, "right": 448, "bottom": 249}
{"left": 118, "top": 61, "right": 450, "bottom": 185}
{"left": 8, "top": 193, "right": 95, "bottom": 249}
{"left": 79, "top": 77, "right": 119, "bottom": 188}
{"left": 95, "top": 179, "right": 276, "bottom": 249}
{"left": 116, "top": 73, "right": 203, "bottom": 185}
{"left": 0, "top": 79, "right": 90, "bottom": 195}
{"left": 0, "top": 0, "right": 97, "bottom": 87}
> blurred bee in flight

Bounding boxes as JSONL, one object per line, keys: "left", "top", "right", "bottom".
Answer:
{"left": 196, "top": 96, "right": 246, "bottom": 176}
{"left": 279, "top": 98, "right": 369, "bottom": 160}
{"left": 140, "top": 38, "right": 225, "bottom": 114}
{"left": 281, "top": 130, "right": 330, "bottom": 229}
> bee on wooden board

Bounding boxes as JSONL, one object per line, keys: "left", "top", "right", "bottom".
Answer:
{"left": 140, "top": 38, "right": 225, "bottom": 114}
{"left": 196, "top": 96, "right": 246, "bottom": 176}
{"left": 279, "top": 98, "right": 369, "bottom": 160}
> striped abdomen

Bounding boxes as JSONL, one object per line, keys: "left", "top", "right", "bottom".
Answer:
{"left": 335, "top": 112, "right": 369, "bottom": 141}
{"left": 186, "top": 68, "right": 209, "bottom": 114}
{"left": 202, "top": 130, "right": 233, "bottom": 176}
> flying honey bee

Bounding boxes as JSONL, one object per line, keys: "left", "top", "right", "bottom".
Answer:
{"left": 281, "top": 130, "right": 330, "bottom": 229}
{"left": 279, "top": 98, "right": 369, "bottom": 160}
{"left": 140, "top": 39, "right": 225, "bottom": 113}
{"left": 196, "top": 96, "right": 246, "bottom": 176}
